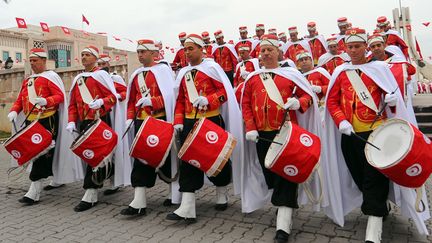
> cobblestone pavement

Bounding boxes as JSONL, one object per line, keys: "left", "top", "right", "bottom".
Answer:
{"left": 0, "top": 146, "right": 431, "bottom": 243}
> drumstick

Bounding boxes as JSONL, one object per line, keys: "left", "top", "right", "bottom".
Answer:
{"left": 369, "top": 87, "right": 399, "bottom": 129}
{"left": 12, "top": 120, "right": 18, "bottom": 133}
{"left": 257, "top": 136, "right": 283, "bottom": 145}
{"left": 82, "top": 95, "right": 99, "bottom": 121}
{"left": 193, "top": 90, "right": 203, "bottom": 122}
{"left": 20, "top": 104, "right": 37, "bottom": 128}
{"left": 121, "top": 90, "right": 150, "bottom": 139}
{"left": 350, "top": 132, "right": 381, "bottom": 151}
{"left": 279, "top": 86, "right": 297, "bottom": 131}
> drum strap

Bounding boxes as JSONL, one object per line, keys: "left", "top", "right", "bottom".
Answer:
{"left": 156, "top": 133, "right": 181, "bottom": 183}
{"left": 346, "top": 70, "right": 379, "bottom": 113}
{"left": 302, "top": 164, "right": 323, "bottom": 205}
{"left": 27, "top": 77, "right": 41, "bottom": 109}
{"left": 415, "top": 187, "right": 426, "bottom": 213}
{"left": 184, "top": 71, "right": 200, "bottom": 104}
{"left": 76, "top": 77, "right": 94, "bottom": 105}
{"left": 137, "top": 71, "right": 150, "bottom": 97}
{"left": 259, "top": 72, "right": 284, "bottom": 107}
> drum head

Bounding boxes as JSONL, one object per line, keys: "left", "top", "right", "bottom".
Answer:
{"left": 366, "top": 119, "right": 413, "bottom": 168}
{"left": 264, "top": 121, "right": 292, "bottom": 168}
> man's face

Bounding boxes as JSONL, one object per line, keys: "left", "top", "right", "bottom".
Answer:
{"left": 260, "top": 45, "right": 279, "bottom": 68}
{"left": 203, "top": 38, "right": 211, "bottom": 44}
{"left": 369, "top": 41, "right": 386, "bottom": 59}
{"left": 308, "top": 29, "right": 316, "bottom": 37}
{"left": 97, "top": 61, "right": 109, "bottom": 69}
{"left": 81, "top": 52, "right": 97, "bottom": 67}
{"left": 29, "top": 57, "right": 46, "bottom": 73}
{"left": 137, "top": 49, "right": 155, "bottom": 66}
{"left": 298, "top": 56, "right": 313, "bottom": 72}
{"left": 379, "top": 24, "right": 391, "bottom": 32}
{"left": 346, "top": 42, "right": 367, "bottom": 63}
{"left": 240, "top": 31, "right": 248, "bottom": 39}
{"left": 239, "top": 50, "right": 250, "bottom": 61}
{"left": 279, "top": 36, "right": 287, "bottom": 43}
{"left": 328, "top": 44, "right": 338, "bottom": 55}
{"left": 290, "top": 32, "right": 298, "bottom": 41}
{"left": 256, "top": 29, "right": 264, "bottom": 38}
{"left": 339, "top": 25, "right": 348, "bottom": 35}
{"left": 184, "top": 42, "right": 203, "bottom": 64}
{"left": 216, "top": 36, "right": 224, "bottom": 45}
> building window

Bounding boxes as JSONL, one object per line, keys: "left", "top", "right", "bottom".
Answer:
{"left": 15, "top": 52, "right": 22, "bottom": 62}
{"left": 48, "top": 49, "right": 71, "bottom": 68}
{"left": 33, "top": 40, "right": 45, "bottom": 49}
{"left": 2, "top": 51, "right": 9, "bottom": 61}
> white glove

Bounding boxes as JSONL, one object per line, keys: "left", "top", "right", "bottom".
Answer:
{"left": 245, "top": 130, "right": 259, "bottom": 142}
{"left": 135, "top": 97, "right": 152, "bottom": 107}
{"left": 34, "top": 97, "right": 47, "bottom": 106}
{"left": 115, "top": 93, "right": 122, "bottom": 100}
{"left": 283, "top": 97, "right": 300, "bottom": 110}
{"left": 384, "top": 93, "right": 398, "bottom": 106}
{"left": 89, "top": 98, "right": 104, "bottom": 109}
{"left": 192, "top": 96, "right": 209, "bottom": 108}
{"left": 311, "top": 85, "right": 322, "bottom": 94}
{"left": 240, "top": 70, "right": 250, "bottom": 79}
{"left": 338, "top": 120, "right": 354, "bottom": 136}
{"left": 7, "top": 111, "right": 17, "bottom": 122}
{"left": 66, "top": 122, "right": 76, "bottom": 134}
{"left": 125, "top": 119, "right": 133, "bottom": 129}
{"left": 174, "top": 124, "right": 183, "bottom": 134}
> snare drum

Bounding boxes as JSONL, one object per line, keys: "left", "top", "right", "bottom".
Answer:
{"left": 178, "top": 118, "right": 237, "bottom": 177}
{"left": 70, "top": 119, "right": 118, "bottom": 168}
{"left": 265, "top": 121, "right": 321, "bottom": 184}
{"left": 365, "top": 118, "right": 432, "bottom": 188}
{"left": 130, "top": 117, "right": 174, "bottom": 169}
{"left": 4, "top": 120, "right": 54, "bottom": 166}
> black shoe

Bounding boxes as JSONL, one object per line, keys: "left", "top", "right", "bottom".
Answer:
{"left": 163, "top": 199, "right": 174, "bottom": 206}
{"left": 214, "top": 203, "right": 228, "bottom": 211}
{"left": 43, "top": 184, "right": 65, "bottom": 191}
{"left": 74, "top": 201, "right": 98, "bottom": 212}
{"left": 365, "top": 241, "right": 374, "bottom": 243}
{"left": 18, "top": 196, "right": 38, "bottom": 205}
{"left": 103, "top": 187, "right": 120, "bottom": 196}
{"left": 120, "top": 206, "right": 146, "bottom": 216}
{"left": 166, "top": 213, "right": 196, "bottom": 224}
{"left": 274, "top": 230, "right": 289, "bottom": 243}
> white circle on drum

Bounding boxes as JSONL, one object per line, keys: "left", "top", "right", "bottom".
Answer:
{"left": 299, "top": 134, "right": 313, "bottom": 147}
{"left": 406, "top": 163, "right": 422, "bottom": 177}
{"left": 423, "top": 134, "right": 431, "bottom": 144}
{"left": 283, "top": 165, "right": 298, "bottom": 176}
{"left": 102, "top": 129, "right": 112, "bottom": 140}
{"left": 206, "top": 131, "right": 219, "bottom": 144}
{"left": 189, "top": 160, "right": 201, "bottom": 168}
{"left": 11, "top": 150, "right": 21, "bottom": 159}
{"left": 31, "top": 133, "right": 43, "bottom": 144}
{"left": 146, "top": 135, "right": 159, "bottom": 147}
{"left": 83, "top": 149, "right": 95, "bottom": 159}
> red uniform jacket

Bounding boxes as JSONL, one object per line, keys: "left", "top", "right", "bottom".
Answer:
{"left": 386, "top": 34, "right": 409, "bottom": 59}
{"left": 309, "top": 38, "right": 327, "bottom": 65}
{"left": 242, "top": 73, "right": 312, "bottom": 132}
{"left": 173, "top": 48, "right": 188, "bottom": 69}
{"left": 127, "top": 70, "right": 165, "bottom": 120}
{"left": 68, "top": 69, "right": 116, "bottom": 122}
{"left": 321, "top": 54, "right": 346, "bottom": 75}
{"left": 305, "top": 71, "right": 330, "bottom": 100}
{"left": 389, "top": 62, "right": 416, "bottom": 99}
{"left": 250, "top": 44, "right": 261, "bottom": 58}
{"left": 204, "top": 44, "right": 214, "bottom": 58}
{"left": 11, "top": 75, "right": 64, "bottom": 120}
{"left": 213, "top": 46, "right": 238, "bottom": 72}
{"left": 337, "top": 38, "right": 346, "bottom": 52}
{"left": 174, "top": 69, "right": 227, "bottom": 125}
{"left": 327, "top": 70, "right": 388, "bottom": 132}
{"left": 114, "top": 82, "right": 127, "bottom": 101}
{"left": 233, "top": 60, "right": 256, "bottom": 87}
{"left": 284, "top": 43, "right": 306, "bottom": 63}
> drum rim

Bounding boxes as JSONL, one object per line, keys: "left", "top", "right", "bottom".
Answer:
{"left": 206, "top": 134, "right": 236, "bottom": 177}
{"left": 70, "top": 119, "right": 102, "bottom": 149}
{"left": 129, "top": 116, "right": 151, "bottom": 154}
{"left": 264, "top": 121, "right": 292, "bottom": 169}
{"left": 178, "top": 117, "right": 205, "bottom": 158}
{"left": 4, "top": 120, "right": 42, "bottom": 146}
{"left": 365, "top": 118, "right": 414, "bottom": 169}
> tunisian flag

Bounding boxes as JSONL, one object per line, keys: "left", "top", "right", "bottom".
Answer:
{"left": 61, "top": 26, "right": 71, "bottom": 35}
{"left": 40, "top": 22, "right": 50, "bottom": 32}
{"left": 15, "top": 17, "right": 27, "bottom": 29}
{"left": 82, "top": 14, "right": 90, "bottom": 25}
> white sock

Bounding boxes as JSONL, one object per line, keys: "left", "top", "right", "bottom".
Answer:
{"left": 129, "top": 187, "right": 147, "bottom": 209}
{"left": 276, "top": 206, "right": 293, "bottom": 234}
{"left": 24, "top": 180, "right": 42, "bottom": 201}
{"left": 216, "top": 186, "right": 228, "bottom": 204}
{"left": 174, "top": 192, "right": 196, "bottom": 218}
{"left": 365, "top": 216, "right": 383, "bottom": 243}
{"left": 82, "top": 189, "right": 98, "bottom": 203}
{"left": 168, "top": 184, "right": 172, "bottom": 200}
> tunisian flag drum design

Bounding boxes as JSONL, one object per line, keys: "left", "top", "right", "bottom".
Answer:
{"left": 178, "top": 118, "right": 237, "bottom": 177}
{"left": 4, "top": 120, "right": 54, "bottom": 166}
{"left": 365, "top": 118, "right": 432, "bottom": 188}
{"left": 265, "top": 121, "right": 321, "bottom": 184}
{"left": 130, "top": 117, "right": 174, "bottom": 169}
{"left": 70, "top": 119, "right": 117, "bottom": 168}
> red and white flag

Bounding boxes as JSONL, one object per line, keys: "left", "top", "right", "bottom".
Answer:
{"left": 415, "top": 37, "right": 423, "bottom": 60}
{"left": 113, "top": 36, "right": 121, "bottom": 41}
{"left": 82, "top": 14, "right": 90, "bottom": 25}
{"left": 115, "top": 56, "right": 120, "bottom": 61}
{"left": 15, "top": 17, "right": 27, "bottom": 29}
{"left": 423, "top": 22, "right": 430, "bottom": 27}
{"left": 40, "top": 22, "right": 50, "bottom": 32}
{"left": 61, "top": 26, "right": 71, "bottom": 35}
{"left": 81, "top": 30, "right": 90, "bottom": 36}
{"left": 97, "top": 32, "right": 107, "bottom": 35}
{"left": 125, "top": 38, "right": 134, "bottom": 43}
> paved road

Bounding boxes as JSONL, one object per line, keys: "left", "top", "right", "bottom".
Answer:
{"left": 0, "top": 146, "right": 431, "bottom": 243}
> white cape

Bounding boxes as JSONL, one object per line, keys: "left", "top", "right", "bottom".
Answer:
{"left": 282, "top": 39, "right": 312, "bottom": 60}
{"left": 317, "top": 52, "right": 351, "bottom": 68}
{"left": 211, "top": 43, "right": 239, "bottom": 61}
{"left": 70, "top": 69, "right": 132, "bottom": 187}
{"left": 174, "top": 59, "right": 245, "bottom": 198}
{"left": 127, "top": 63, "right": 179, "bottom": 203}
{"left": 322, "top": 61, "right": 430, "bottom": 234}
{"left": 234, "top": 58, "right": 260, "bottom": 77}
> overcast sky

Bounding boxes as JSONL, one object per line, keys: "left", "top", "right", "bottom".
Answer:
{"left": 1, "top": 0, "right": 431, "bottom": 61}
